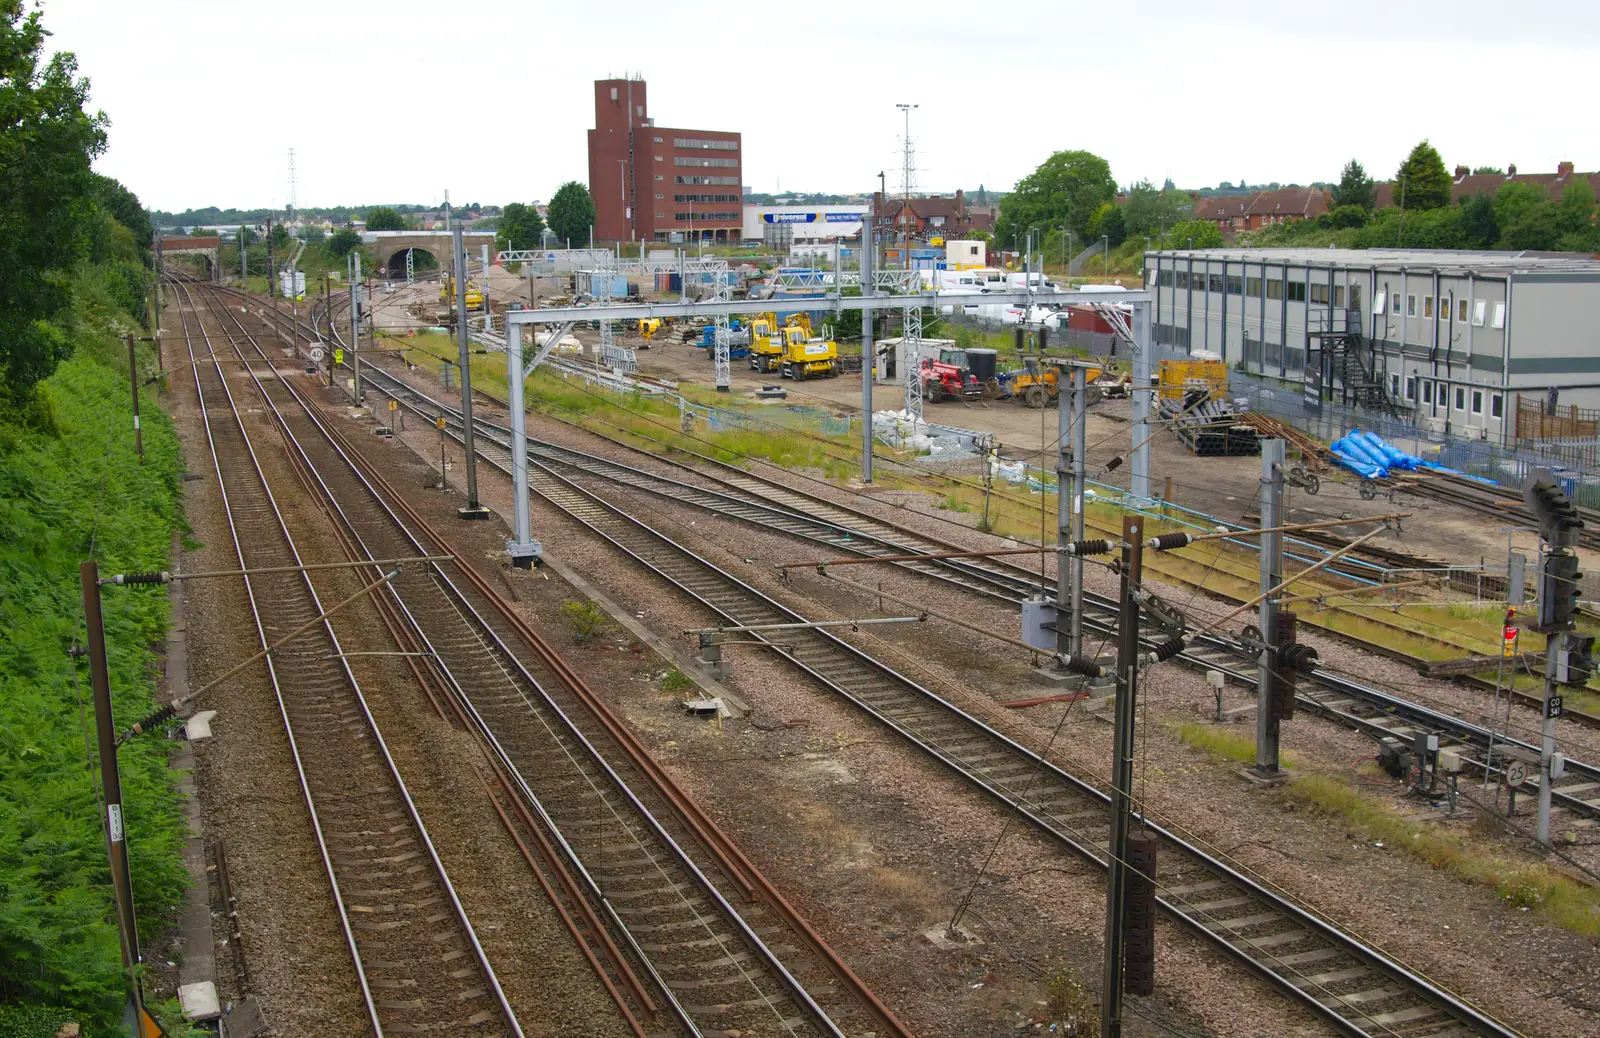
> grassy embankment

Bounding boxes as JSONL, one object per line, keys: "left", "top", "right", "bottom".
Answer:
{"left": 0, "top": 269, "right": 193, "bottom": 1034}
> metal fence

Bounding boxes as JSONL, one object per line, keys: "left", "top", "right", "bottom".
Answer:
{"left": 1211, "top": 362, "right": 1600, "bottom": 508}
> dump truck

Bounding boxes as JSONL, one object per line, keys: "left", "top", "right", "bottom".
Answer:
{"left": 438, "top": 275, "right": 483, "bottom": 311}
{"left": 778, "top": 324, "right": 840, "bottom": 380}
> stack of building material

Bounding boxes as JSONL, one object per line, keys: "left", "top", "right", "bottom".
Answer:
{"left": 1161, "top": 391, "right": 1260, "bottom": 457}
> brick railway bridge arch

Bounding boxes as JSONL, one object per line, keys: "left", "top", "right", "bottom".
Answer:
{"left": 362, "top": 230, "right": 497, "bottom": 279}
{"left": 156, "top": 235, "right": 222, "bottom": 280}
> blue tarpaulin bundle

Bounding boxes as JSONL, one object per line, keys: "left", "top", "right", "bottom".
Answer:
{"left": 1330, "top": 432, "right": 1389, "bottom": 478}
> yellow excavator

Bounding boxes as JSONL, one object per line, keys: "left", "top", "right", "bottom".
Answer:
{"left": 1004, "top": 359, "right": 1129, "bottom": 407}
{"left": 438, "top": 274, "right": 483, "bottom": 311}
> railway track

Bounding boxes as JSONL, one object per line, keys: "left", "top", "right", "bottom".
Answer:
{"left": 264, "top": 296, "right": 1530, "bottom": 1037}
{"left": 298, "top": 335, "right": 1600, "bottom": 832}
{"left": 169, "top": 281, "right": 523, "bottom": 1036}
{"left": 184, "top": 278, "right": 907, "bottom": 1038}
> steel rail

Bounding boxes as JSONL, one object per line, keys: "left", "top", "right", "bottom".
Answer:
{"left": 320, "top": 346, "right": 1600, "bottom": 822}
{"left": 196, "top": 282, "right": 903, "bottom": 1038}
{"left": 327, "top": 336, "right": 1518, "bottom": 1035}
{"left": 167, "top": 279, "right": 523, "bottom": 1036}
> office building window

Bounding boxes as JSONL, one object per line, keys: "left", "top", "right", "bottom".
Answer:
{"left": 1404, "top": 375, "right": 1417, "bottom": 400}
{"left": 1458, "top": 298, "right": 1469, "bottom": 322}
{"left": 1455, "top": 387, "right": 1465, "bottom": 410}
{"left": 1422, "top": 381, "right": 1433, "bottom": 405}
{"left": 654, "top": 174, "right": 664, "bottom": 180}
{"left": 652, "top": 136, "right": 663, "bottom": 143}
{"left": 1227, "top": 274, "right": 1243, "bottom": 295}
{"left": 1175, "top": 271, "right": 1189, "bottom": 289}
{"left": 1335, "top": 285, "right": 1346, "bottom": 307}
{"left": 1424, "top": 296, "right": 1434, "bottom": 319}
{"left": 1266, "top": 278, "right": 1282, "bottom": 300}
{"left": 1374, "top": 290, "right": 1388, "bottom": 314}
{"left": 1472, "top": 390, "right": 1483, "bottom": 415}
{"left": 1492, "top": 302, "right": 1506, "bottom": 329}
{"left": 1209, "top": 273, "right": 1224, "bottom": 293}
{"left": 674, "top": 156, "right": 738, "bottom": 167}
{"left": 1390, "top": 373, "right": 1401, "bottom": 397}
{"left": 1287, "top": 281, "right": 1306, "bottom": 302}
{"left": 1473, "top": 299, "right": 1487, "bottom": 325}
{"left": 654, "top": 155, "right": 663, "bottom": 162}
{"left": 1310, "top": 282, "right": 1330, "bottom": 304}
{"left": 1491, "top": 394, "right": 1503, "bottom": 418}
{"left": 1406, "top": 294, "right": 1417, "bottom": 317}
{"left": 1158, "top": 269, "right": 1174, "bottom": 287}
{"left": 1392, "top": 292, "right": 1402, "bottom": 315}
{"left": 676, "top": 175, "right": 739, "bottom": 185}
{"left": 654, "top": 193, "right": 663, "bottom": 199}
{"left": 673, "top": 137, "right": 738, "bottom": 151}
{"left": 1247, "top": 276, "right": 1262, "bottom": 297}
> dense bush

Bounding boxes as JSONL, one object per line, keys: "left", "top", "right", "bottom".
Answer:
{"left": 0, "top": 348, "right": 189, "bottom": 1032}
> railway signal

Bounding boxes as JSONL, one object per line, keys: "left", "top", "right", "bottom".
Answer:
{"left": 1523, "top": 468, "right": 1588, "bottom": 845}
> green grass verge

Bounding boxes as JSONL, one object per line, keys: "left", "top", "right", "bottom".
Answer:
{"left": 1287, "top": 774, "right": 1600, "bottom": 938}
{"left": 1172, "top": 724, "right": 1600, "bottom": 939}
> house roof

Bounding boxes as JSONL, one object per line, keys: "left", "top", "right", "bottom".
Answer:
{"left": 1246, "top": 187, "right": 1328, "bottom": 218}
{"left": 1193, "top": 195, "right": 1253, "bottom": 221}
{"left": 1373, "top": 166, "right": 1600, "bottom": 207}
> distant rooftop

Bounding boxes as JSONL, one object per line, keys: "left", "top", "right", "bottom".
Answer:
{"left": 1148, "top": 247, "right": 1600, "bottom": 275}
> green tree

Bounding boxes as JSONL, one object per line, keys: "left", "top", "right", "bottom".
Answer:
{"left": 268, "top": 222, "right": 290, "bottom": 250}
{"left": 1456, "top": 193, "right": 1498, "bottom": 249}
{"left": 364, "top": 205, "right": 407, "bottom": 231}
{"left": 1395, "top": 140, "right": 1452, "bottom": 210}
{"left": 1472, "top": 165, "right": 1506, "bottom": 175}
{"left": 994, "top": 149, "right": 1116, "bottom": 249}
{"left": 302, "top": 225, "right": 326, "bottom": 244}
{"left": 546, "top": 181, "right": 596, "bottom": 246}
{"left": 1331, "top": 159, "right": 1374, "bottom": 209}
{"left": 1161, "top": 219, "right": 1224, "bottom": 250}
{"left": 1555, "top": 176, "right": 1596, "bottom": 238}
{"left": 1492, "top": 181, "right": 1545, "bottom": 230}
{"left": 0, "top": 2, "right": 108, "bottom": 403}
{"left": 1087, "top": 202, "right": 1126, "bottom": 247}
{"left": 494, "top": 201, "right": 546, "bottom": 255}
{"left": 327, "top": 228, "right": 362, "bottom": 256}
{"left": 1122, "top": 178, "right": 1190, "bottom": 237}
{"left": 92, "top": 174, "right": 152, "bottom": 255}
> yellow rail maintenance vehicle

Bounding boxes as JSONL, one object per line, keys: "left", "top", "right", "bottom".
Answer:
{"left": 1157, "top": 352, "right": 1228, "bottom": 402}
{"left": 777, "top": 324, "right": 840, "bottom": 381}
{"left": 746, "top": 312, "right": 783, "bottom": 372}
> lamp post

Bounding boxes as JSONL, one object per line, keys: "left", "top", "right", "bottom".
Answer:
{"left": 1101, "top": 234, "right": 1110, "bottom": 278}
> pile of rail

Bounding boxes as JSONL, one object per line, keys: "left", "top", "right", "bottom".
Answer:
{"left": 1161, "top": 390, "right": 1260, "bottom": 457}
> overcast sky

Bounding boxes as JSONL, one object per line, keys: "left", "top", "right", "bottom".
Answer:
{"left": 43, "top": 0, "right": 1600, "bottom": 213}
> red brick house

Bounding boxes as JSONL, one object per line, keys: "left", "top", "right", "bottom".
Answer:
{"left": 1194, "top": 187, "right": 1329, "bottom": 238}
{"left": 873, "top": 189, "right": 997, "bottom": 239}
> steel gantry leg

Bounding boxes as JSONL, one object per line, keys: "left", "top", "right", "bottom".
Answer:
{"left": 1256, "top": 438, "right": 1285, "bottom": 774}
{"left": 901, "top": 305, "right": 923, "bottom": 422}
{"left": 454, "top": 224, "right": 490, "bottom": 519}
{"left": 502, "top": 322, "right": 542, "bottom": 568}
{"left": 1129, "top": 300, "right": 1153, "bottom": 502}
{"left": 1058, "top": 365, "right": 1088, "bottom": 659}
{"left": 714, "top": 269, "right": 732, "bottom": 392}
{"left": 860, "top": 239, "right": 875, "bottom": 484}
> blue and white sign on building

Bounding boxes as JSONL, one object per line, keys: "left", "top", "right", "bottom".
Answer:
{"left": 745, "top": 204, "right": 868, "bottom": 240}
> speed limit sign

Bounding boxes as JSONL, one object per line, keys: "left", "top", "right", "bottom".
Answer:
{"left": 1504, "top": 760, "right": 1528, "bottom": 788}
{"left": 309, "top": 346, "right": 326, "bottom": 363}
